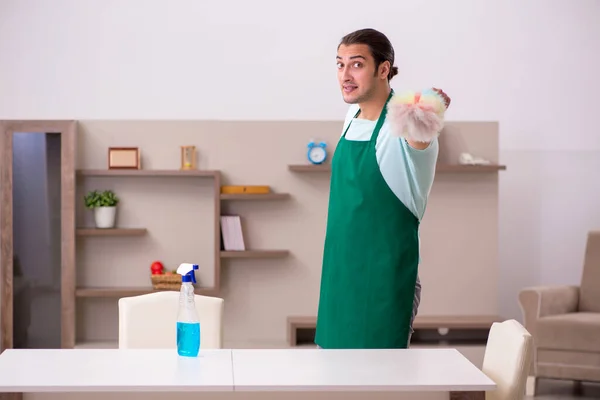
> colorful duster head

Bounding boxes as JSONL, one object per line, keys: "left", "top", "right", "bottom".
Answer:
{"left": 387, "top": 88, "right": 447, "bottom": 143}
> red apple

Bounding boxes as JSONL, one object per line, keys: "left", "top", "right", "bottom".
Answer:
{"left": 151, "top": 261, "right": 164, "bottom": 274}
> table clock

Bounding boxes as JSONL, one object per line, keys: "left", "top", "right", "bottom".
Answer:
{"left": 307, "top": 141, "right": 327, "bottom": 165}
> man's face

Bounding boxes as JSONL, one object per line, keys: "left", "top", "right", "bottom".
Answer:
{"left": 336, "top": 43, "right": 379, "bottom": 104}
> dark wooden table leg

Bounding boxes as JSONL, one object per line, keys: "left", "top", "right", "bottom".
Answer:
{"left": 450, "top": 391, "right": 485, "bottom": 400}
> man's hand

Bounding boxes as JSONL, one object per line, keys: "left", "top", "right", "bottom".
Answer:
{"left": 389, "top": 87, "right": 450, "bottom": 150}
{"left": 432, "top": 88, "right": 451, "bottom": 109}
{"left": 403, "top": 88, "right": 450, "bottom": 150}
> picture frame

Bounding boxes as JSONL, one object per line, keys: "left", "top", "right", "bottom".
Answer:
{"left": 180, "top": 145, "right": 197, "bottom": 170}
{"left": 108, "top": 147, "right": 140, "bottom": 169}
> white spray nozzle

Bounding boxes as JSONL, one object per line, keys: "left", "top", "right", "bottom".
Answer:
{"left": 177, "top": 263, "right": 198, "bottom": 283}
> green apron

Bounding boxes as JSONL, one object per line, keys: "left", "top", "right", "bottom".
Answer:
{"left": 315, "top": 90, "right": 420, "bottom": 349}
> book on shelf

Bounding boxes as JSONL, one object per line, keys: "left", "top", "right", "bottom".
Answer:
{"left": 220, "top": 215, "right": 245, "bottom": 251}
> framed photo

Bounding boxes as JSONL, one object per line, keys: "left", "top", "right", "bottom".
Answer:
{"left": 180, "top": 145, "right": 197, "bottom": 170}
{"left": 108, "top": 147, "right": 140, "bottom": 169}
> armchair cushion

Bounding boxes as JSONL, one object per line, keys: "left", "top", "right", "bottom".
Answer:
{"left": 580, "top": 231, "right": 600, "bottom": 312}
{"left": 536, "top": 312, "right": 600, "bottom": 353}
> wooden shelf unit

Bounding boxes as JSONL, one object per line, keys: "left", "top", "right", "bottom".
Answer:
{"left": 73, "top": 168, "right": 292, "bottom": 348}
{"left": 73, "top": 168, "right": 223, "bottom": 349}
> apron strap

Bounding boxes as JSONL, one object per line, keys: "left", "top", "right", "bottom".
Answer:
{"left": 341, "top": 89, "right": 395, "bottom": 141}
{"left": 370, "top": 89, "right": 394, "bottom": 142}
{"left": 341, "top": 108, "right": 361, "bottom": 138}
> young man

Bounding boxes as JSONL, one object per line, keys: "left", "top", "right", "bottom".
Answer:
{"left": 314, "top": 28, "right": 451, "bottom": 349}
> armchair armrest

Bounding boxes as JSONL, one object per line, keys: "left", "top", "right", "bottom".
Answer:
{"left": 518, "top": 285, "right": 579, "bottom": 336}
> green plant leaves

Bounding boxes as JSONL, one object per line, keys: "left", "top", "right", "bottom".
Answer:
{"left": 84, "top": 190, "right": 119, "bottom": 208}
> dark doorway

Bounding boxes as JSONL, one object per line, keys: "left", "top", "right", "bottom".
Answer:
{"left": 12, "top": 132, "right": 62, "bottom": 349}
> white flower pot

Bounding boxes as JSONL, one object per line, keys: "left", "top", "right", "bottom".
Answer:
{"left": 94, "top": 206, "right": 117, "bottom": 228}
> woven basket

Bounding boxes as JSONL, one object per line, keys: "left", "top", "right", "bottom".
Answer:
{"left": 150, "top": 274, "right": 182, "bottom": 290}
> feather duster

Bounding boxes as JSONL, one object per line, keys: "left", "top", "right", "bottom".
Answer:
{"left": 387, "top": 89, "right": 447, "bottom": 142}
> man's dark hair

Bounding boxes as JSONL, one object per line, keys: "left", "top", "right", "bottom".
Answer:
{"left": 338, "top": 28, "right": 398, "bottom": 81}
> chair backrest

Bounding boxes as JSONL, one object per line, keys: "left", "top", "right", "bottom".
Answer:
{"left": 481, "top": 319, "right": 533, "bottom": 400}
{"left": 118, "top": 291, "right": 224, "bottom": 349}
{"left": 580, "top": 230, "right": 600, "bottom": 312}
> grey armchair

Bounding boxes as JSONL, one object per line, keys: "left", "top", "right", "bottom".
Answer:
{"left": 518, "top": 231, "right": 600, "bottom": 396}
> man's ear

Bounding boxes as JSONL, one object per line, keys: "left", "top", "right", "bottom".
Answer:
{"left": 379, "top": 61, "right": 390, "bottom": 80}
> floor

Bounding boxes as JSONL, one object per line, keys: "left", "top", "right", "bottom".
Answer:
{"left": 531, "top": 379, "right": 600, "bottom": 399}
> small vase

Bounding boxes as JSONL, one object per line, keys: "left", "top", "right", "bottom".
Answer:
{"left": 94, "top": 206, "right": 117, "bottom": 228}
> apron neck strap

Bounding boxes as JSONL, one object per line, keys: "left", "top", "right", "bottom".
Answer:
{"left": 370, "top": 89, "right": 394, "bottom": 142}
{"left": 342, "top": 89, "right": 395, "bottom": 140}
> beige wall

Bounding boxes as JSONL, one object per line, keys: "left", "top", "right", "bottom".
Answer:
{"left": 73, "top": 120, "right": 500, "bottom": 348}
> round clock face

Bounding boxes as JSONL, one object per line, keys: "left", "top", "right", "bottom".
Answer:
{"left": 309, "top": 147, "right": 326, "bottom": 163}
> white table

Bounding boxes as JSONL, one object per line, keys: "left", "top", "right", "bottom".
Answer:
{"left": 0, "top": 348, "right": 495, "bottom": 400}
{"left": 232, "top": 348, "right": 493, "bottom": 392}
{"left": 0, "top": 349, "right": 233, "bottom": 392}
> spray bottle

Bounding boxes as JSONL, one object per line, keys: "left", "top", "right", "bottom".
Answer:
{"left": 176, "top": 263, "right": 200, "bottom": 357}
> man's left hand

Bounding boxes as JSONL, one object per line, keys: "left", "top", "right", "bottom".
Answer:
{"left": 432, "top": 88, "right": 451, "bottom": 109}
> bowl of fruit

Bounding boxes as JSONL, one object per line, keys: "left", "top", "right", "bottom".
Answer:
{"left": 150, "top": 261, "right": 182, "bottom": 290}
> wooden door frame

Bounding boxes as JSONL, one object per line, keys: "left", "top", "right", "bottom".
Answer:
{"left": 0, "top": 120, "right": 77, "bottom": 352}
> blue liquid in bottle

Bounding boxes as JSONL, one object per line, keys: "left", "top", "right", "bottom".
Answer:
{"left": 177, "top": 322, "right": 200, "bottom": 357}
{"left": 177, "top": 263, "right": 201, "bottom": 357}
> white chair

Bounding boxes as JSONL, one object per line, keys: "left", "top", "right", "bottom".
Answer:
{"left": 118, "top": 291, "right": 224, "bottom": 349}
{"left": 481, "top": 319, "right": 534, "bottom": 400}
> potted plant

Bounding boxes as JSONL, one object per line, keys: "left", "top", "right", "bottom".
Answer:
{"left": 84, "top": 190, "right": 119, "bottom": 228}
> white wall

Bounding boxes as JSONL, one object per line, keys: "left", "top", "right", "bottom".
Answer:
{"left": 1, "top": 0, "right": 599, "bottom": 323}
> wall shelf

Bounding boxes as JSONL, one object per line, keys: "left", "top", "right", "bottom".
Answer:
{"left": 288, "top": 164, "right": 506, "bottom": 173}
{"left": 288, "top": 164, "right": 331, "bottom": 172}
{"left": 76, "top": 228, "right": 148, "bottom": 236}
{"left": 75, "top": 286, "right": 217, "bottom": 298}
{"left": 221, "top": 250, "right": 290, "bottom": 259}
{"left": 436, "top": 164, "right": 506, "bottom": 173}
{"left": 220, "top": 193, "right": 290, "bottom": 201}
{"left": 76, "top": 169, "right": 219, "bottom": 177}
